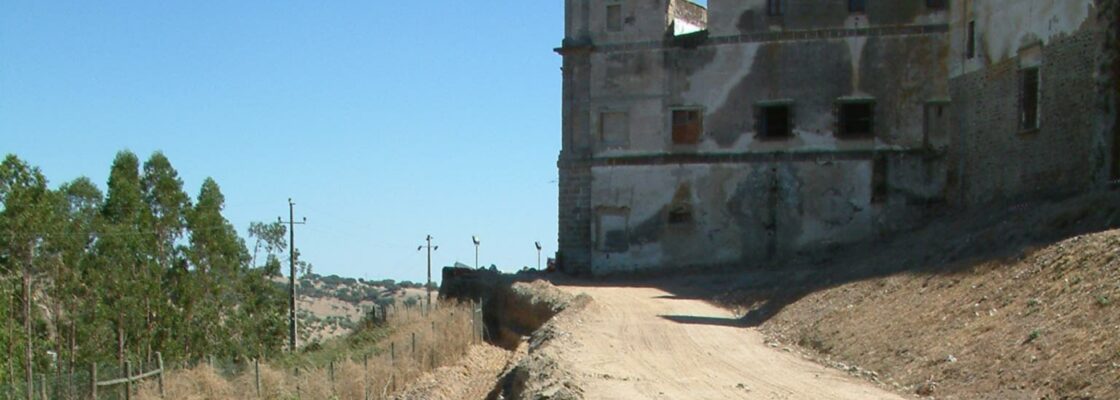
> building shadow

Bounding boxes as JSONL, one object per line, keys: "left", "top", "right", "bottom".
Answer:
{"left": 548, "top": 190, "right": 1120, "bottom": 328}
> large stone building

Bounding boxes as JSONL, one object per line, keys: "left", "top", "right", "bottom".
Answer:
{"left": 555, "top": 0, "right": 1119, "bottom": 275}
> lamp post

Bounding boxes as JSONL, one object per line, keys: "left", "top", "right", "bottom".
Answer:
{"left": 535, "top": 241, "right": 542, "bottom": 270}
{"left": 472, "top": 235, "right": 481, "bottom": 269}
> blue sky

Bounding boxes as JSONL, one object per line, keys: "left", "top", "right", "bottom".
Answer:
{"left": 1, "top": 1, "right": 565, "bottom": 282}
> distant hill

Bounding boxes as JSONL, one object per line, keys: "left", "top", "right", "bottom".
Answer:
{"left": 272, "top": 273, "right": 436, "bottom": 346}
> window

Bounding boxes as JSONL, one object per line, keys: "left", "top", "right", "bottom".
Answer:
{"left": 848, "top": 0, "right": 866, "bottom": 13}
{"left": 767, "top": 0, "right": 784, "bottom": 16}
{"left": 966, "top": 20, "right": 976, "bottom": 59}
{"left": 926, "top": 0, "right": 947, "bottom": 9}
{"left": 872, "top": 155, "right": 888, "bottom": 204}
{"left": 672, "top": 109, "right": 703, "bottom": 145}
{"left": 837, "top": 101, "right": 875, "bottom": 138}
{"left": 758, "top": 103, "right": 792, "bottom": 140}
{"left": 1020, "top": 67, "right": 1040, "bottom": 131}
{"left": 600, "top": 111, "right": 629, "bottom": 147}
{"left": 606, "top": 4, "right": 622, "bottom": 32}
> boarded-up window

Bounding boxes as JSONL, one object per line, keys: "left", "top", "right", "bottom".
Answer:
{"left": 596, "top": 211, "right": 628, "bottom": 253}
{"left": 600, "top": 111, "right": 629, "bottom": 147}
{"left": 758, "top": 104, "right": 792, "bottom": 140}
{"left": 672, "top": 109, "right": 703, "bottom": 145}
{"left": 838, "top": 101, "right": 875, "bottom": 139}
{"left": 606, "top": 4, "right": 622, "bottom": 32}
{"left": 848, "top": 0, "right": 866, "bottom": 13}
{"left": 966, "top": 21, "right": 976, "bottom": 59}
{"left": 872, "top": 155, "right": 888, "bottom": 204}
{"left": 1020, "top": 67, "right": 1040, "bottom": 130}
{"left": 767, "top": 0, "right": 783, "bottom": 16}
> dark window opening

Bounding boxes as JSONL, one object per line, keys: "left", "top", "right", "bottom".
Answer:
{"left": 668, "top": 205, "right": 693, "bottom": 224}
{"left": 848, "top": 0, "right": 866, "bottom": 13}
{"left": 758, "top": 104, "right": 792, "bottom": 140}
{"left": 606, "top": 5, "right": 623, "bottom": 32}
{"left": 872, "top": 155, "right": 888, "bottom": 204}
{"left": 926, "top": 0, "right": 947, "bottom": 9}
{"left": 966, "top": 21, "right": 977, "bottom": 59}
{"left": 767, "top": 0, "right": 783, "bottom": 16}
{"left": 838, "top": 102, "right": 875, "bottom": 139}
{"left": 1112, "top": 128, "right": 1120, "bottom": 180}
{"left": 672, "top": 109, "right": 703, "bottom": 145}
{"left": 1021, "top": 67, "right": 1040, "bottom": 131}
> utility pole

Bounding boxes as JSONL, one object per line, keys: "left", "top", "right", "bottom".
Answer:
{"left": 417, "top": 236, "right": 438, "bottom": 308}
{"left": 279, "top": 199, "right": 306, "bottom": 353}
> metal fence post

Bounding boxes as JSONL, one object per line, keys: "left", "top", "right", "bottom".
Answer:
{"left": 254, "top": 358, "right": 261, "bottom": 398}
{"left": 156, "top": 352, "right": 165, "bottom": 398}
{"left": 90, "top": 363, "right": 97, "bottom": 400}
{"left": 124, "top": 361, "right": 132, "bottom": 400}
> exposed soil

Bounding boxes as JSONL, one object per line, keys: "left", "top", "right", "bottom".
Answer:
{"left": 546, "top": 284, "right": 905, "bottom": 399}
{"left": 749, "top": 229, "right": 1120, "bottom": 399}
{"left": 390, "top": 344, "right": 515, "bottom": 400}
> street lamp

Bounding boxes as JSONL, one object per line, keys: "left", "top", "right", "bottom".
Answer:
{"left": 472, "top": 235, "right": 481, "bottom": 269}
{"left": 535, "top": 241, "right": 542, "bottom": 270}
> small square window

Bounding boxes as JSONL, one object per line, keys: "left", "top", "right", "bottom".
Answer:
{"left": 926, "top": 0, "right": 946, "bottom": 9}
{"left": 1021, "top": 67, "right": 1040, "bottom": 130}
{"left": 606, "top": 4, "right": 623, "bottom": 32}
{"left": 848, "top": 0, "right": 867, "bottom": 13}
{"left": 672, "top": 109, "right": 703, "bottom": 145}
{"left": 767, "top": 0, "right": 784, "bottom": 16}
{"left": 758, "top": 104, "right": 792, "bottom": 140}
{"left": 838, "top": 101, "right": 875, "bottom": 139}
{"left": 966, "top": 20, "right": 977, "bottom": 59}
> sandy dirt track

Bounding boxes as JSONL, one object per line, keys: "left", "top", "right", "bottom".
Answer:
{"left": 554, "top": 284, "right": 906, "bottom": 400}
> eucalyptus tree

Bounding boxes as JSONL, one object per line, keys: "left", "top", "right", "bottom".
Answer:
{"left": 140, "top": 152, "right": 190, "bottom": 360}
{"left": 48, "top": 177, "right": 103, "bottom": 379}
{"left": 184, "top": 178, "right": 249, "bottom": 357}
{"left": 0, "top": 154, "right": 55, "bottom": 399}
{"left": 97, "top": 150, "right": 151, "bottom": 365}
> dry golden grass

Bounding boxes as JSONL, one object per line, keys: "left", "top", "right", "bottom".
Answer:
{"left": 136, "top": 301, "right": 482, "bottom": 400}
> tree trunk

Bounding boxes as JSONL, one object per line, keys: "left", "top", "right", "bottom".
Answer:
{"left": 117, "top": 312, "right": 125, "bottom": 371}
{"left": 24, "top": 259, "right": 34, "bottom": 400}
{"left": 7, "top": 285, "right": 14, "bottom": 387}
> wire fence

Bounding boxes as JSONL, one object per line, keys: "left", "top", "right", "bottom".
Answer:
{"left": 2, "top": 301, "right": 486, "bottom": 400}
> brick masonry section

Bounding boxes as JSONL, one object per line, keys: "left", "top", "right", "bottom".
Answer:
{"left": 949, "top": 27, "right": 1110, "bottom": 206}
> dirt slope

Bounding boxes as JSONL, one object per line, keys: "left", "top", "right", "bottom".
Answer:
{"left": 550, "top": 284, "right": 905, "bottom": 399}
{"left": 748, "top": 229, "right": 1120, "bottom": 399}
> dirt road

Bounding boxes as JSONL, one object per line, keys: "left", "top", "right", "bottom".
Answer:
{"left": 554, "top": 284, "right": 905, "bottom": 400}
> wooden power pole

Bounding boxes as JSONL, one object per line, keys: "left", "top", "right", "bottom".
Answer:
{"left": 280, "top": 199, "right": 306, "bottom": 353}
{"left": 417, "top": 236, "right": 438, "bottom": 308}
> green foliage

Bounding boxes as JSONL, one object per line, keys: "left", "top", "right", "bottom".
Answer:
{"left": 0, "top": 151, "right": 293, "bottom": 384}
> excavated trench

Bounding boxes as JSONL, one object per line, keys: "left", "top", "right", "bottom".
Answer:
{"left": 439, "top": 268, "right": 586, "bottom": 400}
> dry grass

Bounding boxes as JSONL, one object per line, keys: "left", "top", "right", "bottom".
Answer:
{"left": 136, "top": 301, "right": 482, "bottom": 400}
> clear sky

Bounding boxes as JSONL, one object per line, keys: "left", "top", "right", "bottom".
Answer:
{"left": 1, "top": 1, "right": 566, "bottom": 283}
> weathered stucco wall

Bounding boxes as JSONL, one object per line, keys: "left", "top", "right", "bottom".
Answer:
{"left": 558, "top": 0, "right": 1114, "bottom": 274}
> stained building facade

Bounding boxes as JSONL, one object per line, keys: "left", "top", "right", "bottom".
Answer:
{"left": 556, "top": 0, "right": 1119, "bottom": 275}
